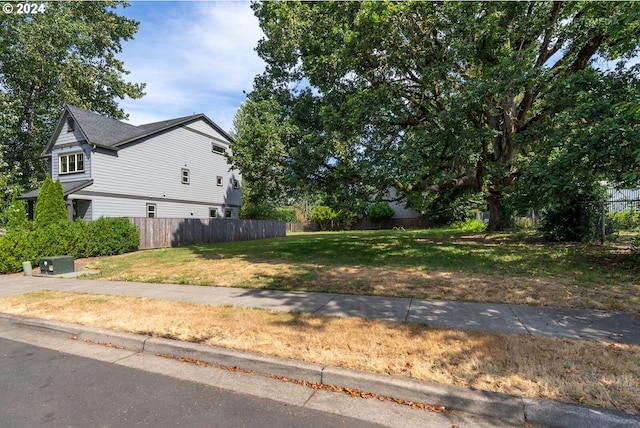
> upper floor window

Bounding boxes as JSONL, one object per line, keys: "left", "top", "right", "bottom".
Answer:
{"left": 59, "top": 152, "right": 84, "bottom": 174}
{"left": 216, "top": 176, "right": 223, "bottom": 186}
{"left": 181, "top": 168, "right": 190, "bottom": 184}
{"left": 212, "top": 142, "right": 225, "bottom": 155}
{"left": 67, "top": 117, "right": 75, "bottom": 132}
{"left": 209, "top": 208, "right": 218, "bottom": 218}
{"left": 232, "top": 178, "right": 240, "bottom": 189}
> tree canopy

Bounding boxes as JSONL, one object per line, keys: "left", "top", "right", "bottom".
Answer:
{"left": 232, "top": 1, "right": 640, "bottom": 230}
{"left": 0, "top": 1, "right": 145, "bottom": 222}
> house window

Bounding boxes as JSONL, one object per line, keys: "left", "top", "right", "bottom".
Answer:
{"left": 225, "top": 209, "right": 232, "bottom": 219}
{"left": 147, "top": 203, "right": 157, "bottom": 218}
{"left": 232, "top": 178, "right": 240, "bottom": 189}
{"left": 209, "top": 208, "right": 218, "bottom": 218}
{"left": 67, "top": 117, "right": 75, "bottom": 132}
{"left": 181, "top": 168, "right": 190, "bottom": 184}
{"left": 216, "top": 176, "right": 223, "bottom": 186}
{"left": 59, "top": 153, "right": 84, "bottom": 174}
{"left": 212, "top": 143, "right": 225, "bottom": 155}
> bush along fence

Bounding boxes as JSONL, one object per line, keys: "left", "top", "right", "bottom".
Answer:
{"left": 287, "top": 217, "right": 431, "bottom": 233}
{"left": 0, "top": 218, "right": 139, "bottom": 274}
{"left": 129, "top": 217, "right": 286, "bottom": 249}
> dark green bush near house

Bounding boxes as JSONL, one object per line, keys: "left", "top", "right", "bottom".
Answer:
{"left": 87, "top": 217, "right": 140, "bottom": 255}
{"left": 34, "top": 177, "right": 68, "bottom": 228}
{"left": 0, "top": 217, "right": 139, "bottom": 273}
{"left": 367, "top": 202, "right": 395, "bottom": 222}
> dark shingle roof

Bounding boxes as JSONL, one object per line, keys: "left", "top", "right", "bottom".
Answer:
{"left": 54, "top": 106, "right": 208, "bottom": 152}
{"left": 43, "top": 105, "right": 233, "bottom": 155}
{"left": 66, "top": 105, "right": 141, "bottom": 147}
{"left": 19, "top": 179, "right": 93, "bottom": 200}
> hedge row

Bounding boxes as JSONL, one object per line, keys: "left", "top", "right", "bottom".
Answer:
{"left": 0, "top": 217, "right": 139, "bottom": 274}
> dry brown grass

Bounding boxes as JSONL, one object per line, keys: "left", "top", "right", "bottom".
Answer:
{"left": 82, "top": 256, "right": 640, "bottom": 312}
{"left": 2, "top": 290, "right": 639, "bottom": 413}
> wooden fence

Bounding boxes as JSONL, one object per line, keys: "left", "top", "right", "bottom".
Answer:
{"left": 129, "top": 218, "right": 286, "bottom": 249}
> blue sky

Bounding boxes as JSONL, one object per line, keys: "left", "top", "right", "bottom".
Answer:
{"left": 115, "top": 1, "right": 265, "bottom": 133}
{"left": 113, "top": 1, "right": 638, "bottom": 134}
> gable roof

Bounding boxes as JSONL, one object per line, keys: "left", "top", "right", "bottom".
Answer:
{"left": 43, "top": 105, "right": 234, "bottom": 154}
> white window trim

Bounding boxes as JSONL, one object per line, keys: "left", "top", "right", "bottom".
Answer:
{"left": 216, "top": 176, "right": 223, "bottom": 186}
{"left": 212, "top": 142, "right": 226, "bottom": 155}
{"left": 59, "top": 152, "right": 84, "bottom": 174}
{"left": 225, "top": 209, "right": 232, "bottom": 219}
{"left": 181, "top": 168, "right": 190, "bottom": 185}
{"left": 146, "top": 203, "right": 157, "bottom": 218}
{"left": 209, "top": 208, "right": 218, "bottom": 218}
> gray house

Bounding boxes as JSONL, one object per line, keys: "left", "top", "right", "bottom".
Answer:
{"left": 20, "top": 105, "right": 242, "bottom": 220}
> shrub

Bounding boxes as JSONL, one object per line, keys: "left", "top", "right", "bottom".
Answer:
{"left": 34, "top": 177, "right": 67, "bottom": 228}
{"left": 449, "top": 218, "right": 487, "bottom": 232}
{"left": 274, "top": 207, "right": 297, "bottom": 222}
{"left": 427, "top": 188, "right": 486, "bottom": 226}
{"left": 367, "top": 203, "right": 395, "bottom": 222}
{"left": 608, "top": 209, "right": 640, "bottom": 231}
{"left": 86, "top": 217, "right": 139, "bottom": 255}
{"left": 6, "top": 194, "right": 27, "bottom": 231}
{"left": 311, "top": 206, "right": 337, "bottom": 231}
{"left": 538, "top": 182, "right": 609, "bottom": 242}
{"left": 0, "top": 217, "right": 139, "bottom": 273}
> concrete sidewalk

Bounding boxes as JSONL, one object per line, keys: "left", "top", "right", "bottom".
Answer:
{"left": 0, "top": 274, "right": 639, "bottom": 345}
{"left": 1, "top": 273, "right": 640, "bottom": 426}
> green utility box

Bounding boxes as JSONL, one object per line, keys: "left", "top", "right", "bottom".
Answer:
{"left": 39, "top": 256, "right": 75, "bottom": 275}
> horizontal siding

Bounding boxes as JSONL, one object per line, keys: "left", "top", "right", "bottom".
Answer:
{"left": 71, "top": 193, "right": 239, "bottom": 220}
{"left": 185, "top": 119, "right": 230, "bottom": 142}
{"left": 52, "top": 144, "right": 92, "bottom": 183}
{"left": 90, "top": 124, "right": 242, "bottom": 217}
{"left": 51, "top": 115, "right": 92, "bottom": 183}
{"left": 54, "top": 118, "right": 85, "bottom": 147}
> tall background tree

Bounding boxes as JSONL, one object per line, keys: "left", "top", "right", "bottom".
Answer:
{"left": 0, "top": 0, "right": 145, "bottom": 223}
{"left": 234, "top": 1, "right": 640, "bottom": 230}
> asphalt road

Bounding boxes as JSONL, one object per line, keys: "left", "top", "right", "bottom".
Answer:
{"left": 0, "top": 338, "right": 383, "bottom": 428}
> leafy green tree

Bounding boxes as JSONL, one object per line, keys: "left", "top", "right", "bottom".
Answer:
{"left": 511, "top": 65, "right": 640, "bottom": 240}
{"left": 247, "top": 1, "right": 640, "bottom": 231}
{"left": 34, "top": 177, "right": 67, "bottom": 228}
{"left": 0, "top": 1, "right": 145, "bottom": 217}
{"left": 230, "top": 98, "right": 293, "bottom": 218}
{"left": 367, "top": 202, "right": 395, "bottom": 223}
{"left": 311, "top": 205, "right": 337, "bottom": 231}
{"left": 5, "top": 194, "right": 27, "bottom": 231}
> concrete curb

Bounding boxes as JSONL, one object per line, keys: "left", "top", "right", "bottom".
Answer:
{"left": 2, "top": 313, "right": 639, "bottom": 427}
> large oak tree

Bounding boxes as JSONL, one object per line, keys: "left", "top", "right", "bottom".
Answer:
{"left": 233, "top": 1, "right": 640, "bottom": 230}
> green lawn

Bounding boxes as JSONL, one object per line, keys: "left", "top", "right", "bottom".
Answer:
{"left": 85, "top": 228, "right": 639, "bottom": 299}
{"left": 180, "top": 229, "right": 633, "bottom": 284}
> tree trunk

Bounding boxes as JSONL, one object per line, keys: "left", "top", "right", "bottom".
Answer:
{"left": 486, "top": 195, "right": 506, "bottom": 232}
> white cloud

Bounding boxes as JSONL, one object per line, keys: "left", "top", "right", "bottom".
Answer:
{"left": 116, "top": 1, "right": 265, "bottom": 132}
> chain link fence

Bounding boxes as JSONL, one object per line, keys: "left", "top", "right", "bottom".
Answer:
{"left": 585, "top": 189, "right": 640, "bottom": 242}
